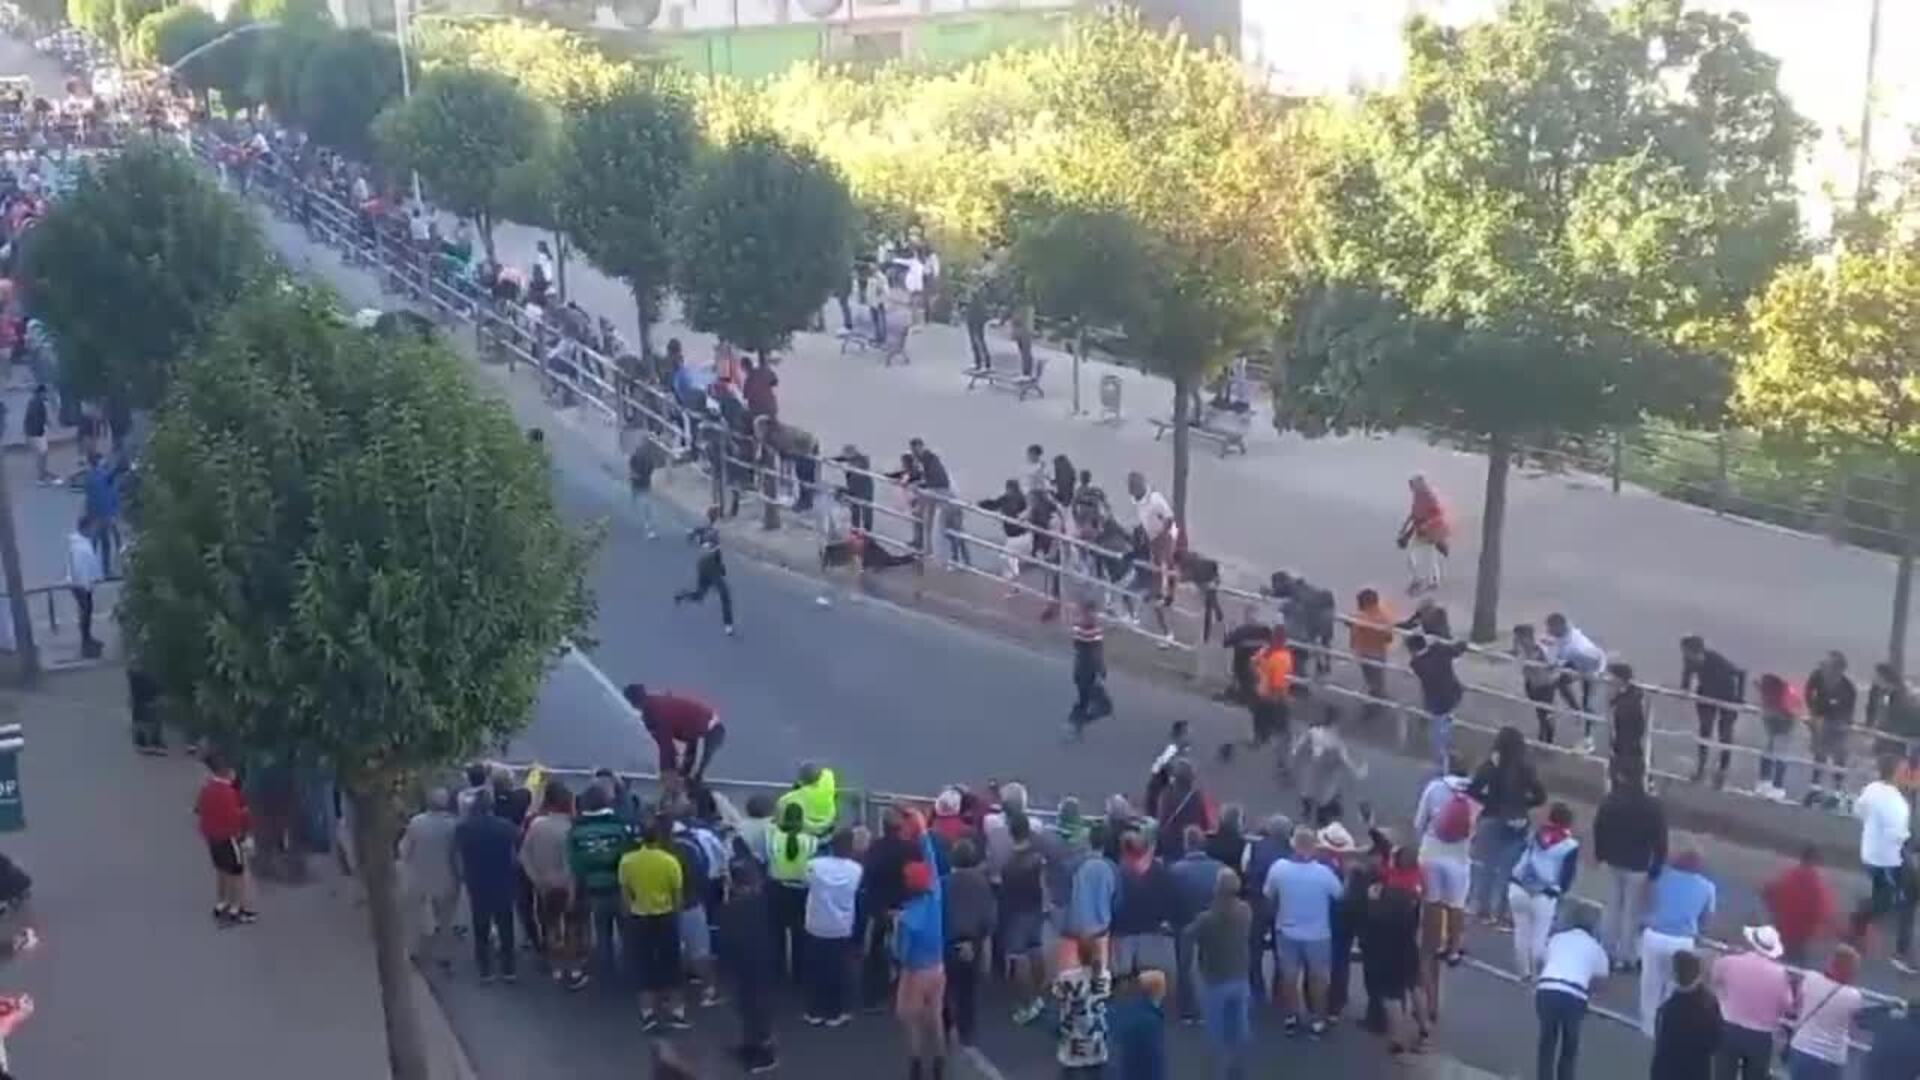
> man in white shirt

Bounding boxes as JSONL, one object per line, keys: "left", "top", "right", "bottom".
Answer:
{"left": 901, "top": 255, "right": 927, "bottom": 322}
{"left": 1534, "top": 906, "right": 1609, "bottom": 1080}
{"left": 1543, "top": 611, "right": 1607, "bottom": 754}
{"left": 802, "top": 829, "right": 864, "bottom": 1025}
{"left": 65, "top": 514, "right": 102, "bottom": 658}
{"left": 1127, "top": 472, "right": 1178, "bottom": 620}
{"left": 1851, "top": 754, "right": 1915, "bottom": 971}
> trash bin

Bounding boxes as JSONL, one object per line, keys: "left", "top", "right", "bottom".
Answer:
{"left": 0, "top": 723, "right": 26, "bottom": 832}
{"left": 1099, "top": 374, "right": 1123, "bottom": 423}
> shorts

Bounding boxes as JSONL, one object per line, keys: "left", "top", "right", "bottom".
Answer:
{"left": 677, "top": 904, "right": 711, "bottom": 962}
{"left": 1275, "top": 935, "right": 1332, "bottom": 981}
{"left": 536, "top": 887, "right": 573, "bottom": 937}
{"left": 628, "top": 912, "right": 682, "bottom": 992}
{"left": 1000, "top": 910, "right": 1044, "bottom": 957}
{"left": 26, "top": 435, "right": 44, "bottom": 457}
{"left": 1421, "top": 853, "right": 1470, "bottom": 909}
{"left": 207, "top": 837, "right": 244, "bottom": 877}
{"left": 895, "top": 963, "right": 946, "bottom": 1019}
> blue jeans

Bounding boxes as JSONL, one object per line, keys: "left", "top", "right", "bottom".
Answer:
{"left": 1429, "top": 711, "right": 1454, "bottom": 771}
{"left": 587, "top": 890, "right": 623, "bottom": 987}
{"left": 1787, "top": 1049, "right": 1842, "bottom": 1080}
{"left": 1535, "top": 988, "right": 1586, "bottom": 1080}
{"left": 1469, "top": 818, "right": 1527, "bottom": 920}
{"left": 1200, "top": 979, "right": 1250, "bottom": 1079}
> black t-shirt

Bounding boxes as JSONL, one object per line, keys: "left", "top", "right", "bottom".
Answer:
{"left": 1001, "top": 845, "right": 1044, "bottom": 914}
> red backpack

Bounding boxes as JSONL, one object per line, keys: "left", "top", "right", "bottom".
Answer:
{"left": 1431, "top": 787, "right": 1474, "bottom": 843}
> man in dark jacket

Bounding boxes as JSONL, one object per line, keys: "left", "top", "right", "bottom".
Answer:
{"left": 1243, "top": 814, "right": 1292, "bottom": 1000}
{"left": 833, "top": 444, "right": 875, "bottom": 533}
{"left": 1680, "top": 635, "right": 1746, "bottom": 788}
{"left": 1408, "top": 633, "right": 1468, "bottom": 771}
{"left": 1608, "top": 662, "right": 1650, "bottom": 793}
{"left": 859, "top": 808, "right": 913, "bottom": 1009}
{"left": 1591, "top": 778, "right": 1667, "bottom": 971}
{"left": 718, "top": 860, "right": 777, "bottom": 1072}
{"left": 456, "top": 788, "right": 521, "bottom": 981}
{"left": 1806, "top": 651, "right": 1859, "bottom": 808}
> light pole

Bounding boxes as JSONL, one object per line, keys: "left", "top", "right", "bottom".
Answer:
{"left": 392, "top": 0, "right": 422, "bottom": 206}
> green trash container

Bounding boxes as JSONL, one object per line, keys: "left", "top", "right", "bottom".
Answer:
{"left": 0, "top": 722, "right": 25, "bottom": 832}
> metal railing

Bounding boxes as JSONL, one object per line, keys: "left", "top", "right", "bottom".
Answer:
{"left": 200, "top": 131, "right": 1900, "bottom": 826}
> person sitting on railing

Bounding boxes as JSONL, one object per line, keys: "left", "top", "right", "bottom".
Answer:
{"left": 1543, "top": 612, "right": 1608, "bottom": 757}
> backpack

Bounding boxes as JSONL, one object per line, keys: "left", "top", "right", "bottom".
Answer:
{"left": 1431, "top": 786, "right": 1474, "bottom": 844}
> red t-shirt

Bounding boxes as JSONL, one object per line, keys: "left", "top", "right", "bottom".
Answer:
{"left": 1763, "top": 864, "right": 1834, "bottom": 947}
{"left": 194, "top": 776, "right": 250, "bottom": 842}
{"left": 643, "top": 693, "right": 716, "bottom": 766}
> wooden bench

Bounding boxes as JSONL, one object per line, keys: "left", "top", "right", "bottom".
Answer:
{"left": 838, "top": 321, "right": 912, "bottom": 366}
{"left": 1149, "top": 413, "right": 1249, "bottom": 457}
{"left": 964, "top": 352, "right": 1046, "bottom": 401}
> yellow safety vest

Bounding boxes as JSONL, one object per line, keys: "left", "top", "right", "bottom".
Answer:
{"left": 775, "top": 768, "right": 839, "bottom": 835}
{"left": 767, "top": 828, "right": 818, "bottom": 884}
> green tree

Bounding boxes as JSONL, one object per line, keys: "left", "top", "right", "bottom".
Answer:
{"left": 554, "top": 80, "right": 698, "bottom": 358}
{"left": 294, "top": 28, "right": 403, "bottom": 160}
{"left": 17, "top": 140, "right": 269, "bottom": 407}
{"left": 410, "top": 15, "right": 632, "bottom": 108}
{"left": 372, "top": 67, "right": 548, "bottom": 262}
{"left": 112, "top": 0, "right": 170, "bottom": 57}
{"left": 248, "top": 20, "right": 327, "bottom": 120}
{"left": 1278, "top": 0, "right": 1807, "bottom": 641}
{"left": 122, "top": 285, "right": 595, "bottom": 1080}
{"left": 493, "top": 142, "right": 570, "bottom": 301}
{"left": 672, "top": 131, "right": 854, "bottom": 364}
{"left": 129, "top": 5, "right": 217, "bottom": 74}
{"left": 1738, "top": 245, "right": 1920, "bottom": 672}
{"left": 1005, "top": 202, "right": 1152, "bottom": 416}
{"left": 66, "top": 0, "right": 117, "bottom": 48}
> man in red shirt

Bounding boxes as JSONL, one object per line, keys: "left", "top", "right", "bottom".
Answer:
{"left": 193, "top": 752, "right": 257, "bottom": 925}
{"left": 1762, "top": 844, "right": 1836, "bottom": 968}
{"left": 624, "top": 683, "right": 725, "bottom": 781}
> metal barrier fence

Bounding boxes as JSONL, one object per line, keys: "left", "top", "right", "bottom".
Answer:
{"left": 197, "top": 131, "right": 1901, "bottom": 828}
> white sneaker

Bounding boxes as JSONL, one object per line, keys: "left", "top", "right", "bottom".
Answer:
{"left": 1578, "top": 737, "right": 1596, "bottom": 757}
{"left": 814, "top": 595, "right": 832, "bottom": 608}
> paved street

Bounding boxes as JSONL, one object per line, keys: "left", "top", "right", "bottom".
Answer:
{"left": 249, "top": 184, "right": 1896, "bottom": 1075}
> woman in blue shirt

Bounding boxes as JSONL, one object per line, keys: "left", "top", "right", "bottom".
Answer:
{"left": 1637, "top": 848, "right": 1716, "bottom": 1037}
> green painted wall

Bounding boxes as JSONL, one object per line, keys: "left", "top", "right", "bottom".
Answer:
{"left": 659, "top": 10, "right": 1065, "bottom": 79}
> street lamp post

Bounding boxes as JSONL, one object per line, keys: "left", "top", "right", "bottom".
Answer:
{"left": 392, "top": 0, "right": 422, "bottom": 206}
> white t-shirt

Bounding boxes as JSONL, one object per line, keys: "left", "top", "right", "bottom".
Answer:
{"left": 408, "top": 213, "right": 430, "bottom": 243}
{"left": 1546, "top": 626, "right": 1606, "bottom": 674}
{"left": 1134, "top": 490, "right": 1174, "bottom": 541}
{"left": 1856, "top": 780, "right": 1911, "bottom": 868}
{"left": 1789, "top": 971, "right": 1865, "bottom": 1065}
{"left": 803, "top": 855, "right": 863, "bottom": 939}
{"left": 1536, "top": 928, "right": 1609, "bottom": 1001}
{"left": 902, "top": 257, "right": 926, "bottom": 294}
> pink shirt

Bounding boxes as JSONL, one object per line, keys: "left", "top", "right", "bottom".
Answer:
{"left": 1788, "top": 971, "right": 1865, "bottom": 1065}
{"left": 1711, "top": 951, "right": 1794, "bottom": 1034}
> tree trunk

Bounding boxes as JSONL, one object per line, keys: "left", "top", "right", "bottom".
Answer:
{"left": 1890, "top": 458, "right": 1919, "bottom": 677}
{"left": 554, "top": 232, "right": 569, "bottom": 305}
{"left": 758, "top": 348, "right": 779, "bottom": 531}
{"left": 347, "top": 780, "right": 431, "bottom": 1080}
{"left": 0, "top": 461, "right": 38, "bottom": 685}
{"left": 633, "top": 285, "right": 655, "bottom": 362}
{"left": 1468, "top": 431, "right": 1512, "bottom": 644}
{"left": 1170, "top": 373, "right": 1192, "bottom": 527}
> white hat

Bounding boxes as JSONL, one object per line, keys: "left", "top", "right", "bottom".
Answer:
{"left": 1316, "top": 822, "right": 1358, "bottom": 854}
{"left": 1742, "top": 925, "right": 1784, "bottom": 960}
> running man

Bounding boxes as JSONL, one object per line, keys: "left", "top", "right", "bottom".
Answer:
{"left": 1068, "top": 605, "right": 1114, "bottom": 737}
{"left": 625, "top": 683, "right": 725, "bottom": 781}
{"left": 673, "top": 505, "right": 735, "bottom": 636}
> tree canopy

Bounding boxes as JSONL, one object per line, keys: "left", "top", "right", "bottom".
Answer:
{"left": 293, "top": 28, "right": 403, "bottom": 159}
{"left": 122, "top": 283, "right": 594, "bottom": 1080}
{"left": 1279, "top": 0, "right": 1808, "bottom": 638}
{"left": 17, "top": 140, "right": 270, "bottom": 407}
{"left": 129, "top": 4, "right": 218, "bottom": 73}
{"left": 672, "top": 131, "right": 854, "bottom": 361}
{"left": 373, "top": 67, "right": 548, "bottom": 259}
{"left": 411, "top": 15, "right": 633, "bottom": 108}
{"left": 554, "top": 80, "right": 698, "bottom": 354}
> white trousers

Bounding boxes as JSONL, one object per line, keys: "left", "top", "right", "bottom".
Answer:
{"left": 1638, "top": 928, "right": 1693, "bottom": 1036}
{"left": 1507, "top": 885, "right": 1558, "bottom": 979}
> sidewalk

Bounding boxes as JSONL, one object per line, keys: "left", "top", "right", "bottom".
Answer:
{"left": 477, "top": 218, "right": 1914, "bottom": 689}
{"left": 0, "top": 664, "right": 471, "bottom": 1078}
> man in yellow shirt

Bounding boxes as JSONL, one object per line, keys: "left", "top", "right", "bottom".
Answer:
{"left": 619, "top": 818, "right": 687, "bottom": 1031}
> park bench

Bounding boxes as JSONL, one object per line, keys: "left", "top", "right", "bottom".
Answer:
{"left": 838, "top": 320, "right": 912, "bottom": 366}
{"left": 1149, "top": 407, "right": 1249, "bottom": 457}
{"left": 964, "top": 351, "right": 1046, "bottom": 401}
